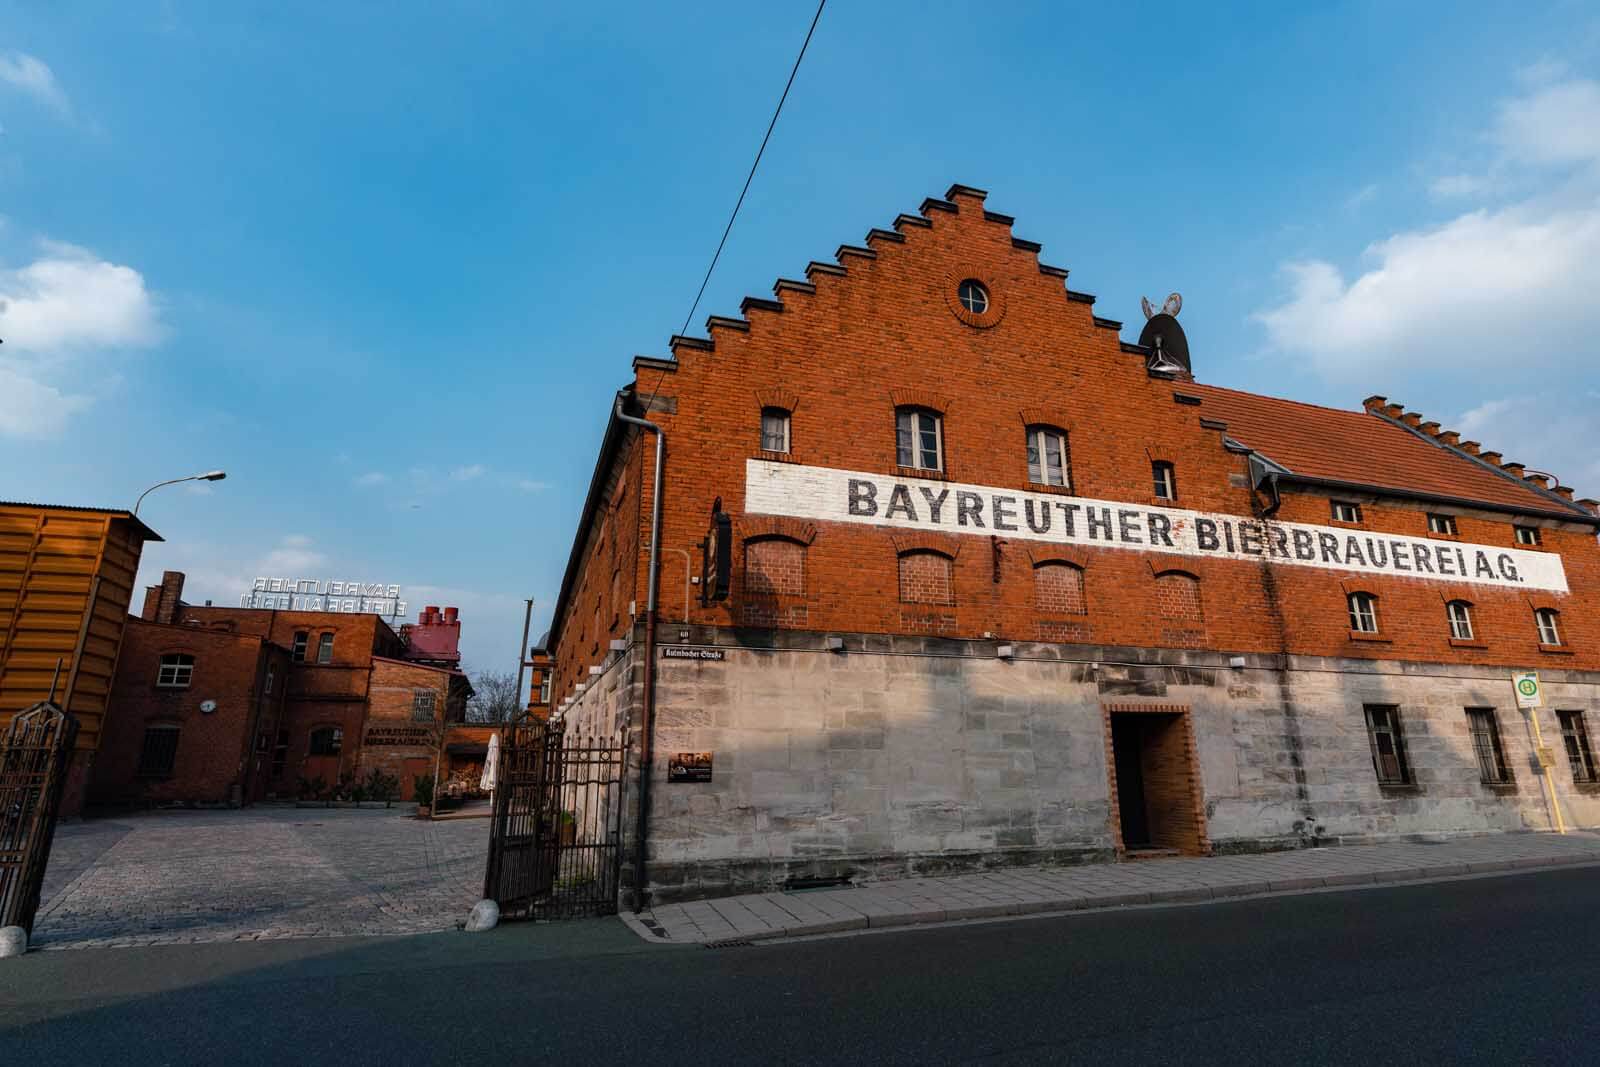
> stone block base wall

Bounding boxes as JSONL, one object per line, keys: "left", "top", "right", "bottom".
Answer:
{"left": 559, "top": 627, "right": 1600, "bottom": 906}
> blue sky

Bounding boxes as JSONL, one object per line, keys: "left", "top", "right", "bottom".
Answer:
{"left": 4, "top": 2, "right": 1600, "bottom": 671}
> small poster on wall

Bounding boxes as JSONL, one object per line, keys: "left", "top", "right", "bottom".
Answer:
{"left": 668, "top": 752, "right": 713, "bottom": 783}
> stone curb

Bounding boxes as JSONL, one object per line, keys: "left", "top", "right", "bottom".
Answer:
{"left": 628, "top": 855, "right": 1600, "bottom": 946}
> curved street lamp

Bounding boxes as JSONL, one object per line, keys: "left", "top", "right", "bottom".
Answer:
{"left": 134, "top": 470, "right": 227, "bottom": 516}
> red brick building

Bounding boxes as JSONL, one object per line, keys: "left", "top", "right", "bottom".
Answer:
{"left": 94, "top": 572, "right": 473, "bottom": 807}
{"left": 547, "top": 183, "right": 1600, "bottom": 905}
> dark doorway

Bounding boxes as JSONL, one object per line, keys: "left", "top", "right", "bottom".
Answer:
{"left": 1110, "top": 714, "right": 1150, "bottom": 848}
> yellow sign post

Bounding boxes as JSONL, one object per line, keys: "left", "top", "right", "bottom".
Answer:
{"left": 1513, "top": 671, "right": 1567, "bottom": 835}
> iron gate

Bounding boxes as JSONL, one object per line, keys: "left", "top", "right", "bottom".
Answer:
{"left": 0, "top": 700, "right": 79, "bottom": 936}
{"left": 482, "top": 716, "right": 627, "bottom": 920}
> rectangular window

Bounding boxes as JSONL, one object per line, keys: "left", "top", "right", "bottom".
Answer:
{"left": 1466, "top": 709, "right": 1509, "bottom": 784}
{"left": 316, "top": 632, "right": 335, "bottom": 664}
{"left": 1364, "top": 705, "right": 1411, "bottom": 786}
{"left": 1152, "top": 461, "right": 1177, "bottom": 501}
{"left": 137, "top": 725, "right": 181, "bottom": 777}
{"left": 1515, "top": 525, "right": 1541, "bottom": 546}
{"left": 760, "top": 408, "right": 790, "bottom": 453}
{"left": 291, "top": 632, "right": 308, "bottom": 662}
{"left": 412, "top": 689, "right": 437, "bottom": 722}
{"left": 1558, "top": 711, "right": 1596, "bottom": 783}
{"left": 539, "top": 676, "right": 552, "bottom": 705}
{"left": 156, "top": 653, "right": 194, "bottom": 688}
{"left": 1026, "top": 426, "right": 1069, "bottom": 487}
{"left": 1536, "top": 609, "right": 1562, "bottom": 646}
{"left": 1348, "top": 593, "right": 1379, "bottom": 634}
{"left": 895, "top": 409, "right": 943, "bottom": 472}
{"left": 264, "top": 666, "right": 275, "bottom": 695}
{"left": 1332, "top": 501, "right": 1362, "bottom": 523}
{"left": 1428, "top": 514, "right": 1458, "bottom": 535}
{"left": 1448, "top": 601, "right": 1474, "bottom": 640}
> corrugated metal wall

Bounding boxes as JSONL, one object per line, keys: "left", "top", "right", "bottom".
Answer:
{"left": 0, "top": 506, "right": 148, "bottom": 752}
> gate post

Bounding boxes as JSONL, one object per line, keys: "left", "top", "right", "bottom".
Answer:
{"left": 0, "top": 700, "right": 81, "bottom": 939}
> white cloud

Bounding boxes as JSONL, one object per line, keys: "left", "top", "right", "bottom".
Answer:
{"left": 1454, "top": 396, "right": 1600, "bottom": 496}
{"left": 355, "top": 471, "right": 389, "bottom": 486}
{"left": 1491, "top": 78, "right": 1600, "bottom": 166}
{"left": 0, "top": 52, "right": 70, "bottom": 118}
{"left": 0, "top": 239, "right": 162, "bottom": 438}
{"left": 1344, "top": 183, "right": 1379, "bottom": 212}
{"left": 451, "top": 464, "right": 485, "bottom": 481}
{"left": 0, "top": 366, "right": 89, "bottom": 437}
{"left": 260, "top": 534, "right": 326, "bottom": 575}
{"left": 1428, "top": 173, "right": 1491, "bottom": 200}
{"left": 1256, "top": 74, "right": 1600, "bottom": 379}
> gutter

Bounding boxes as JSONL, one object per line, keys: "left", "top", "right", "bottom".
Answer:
{"left": 613, "top": 393, "right": 665, "bottom": 913}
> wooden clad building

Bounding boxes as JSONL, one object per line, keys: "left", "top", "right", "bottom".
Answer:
{"left": 0, "top": 502, "right": 161, "bottom": 813}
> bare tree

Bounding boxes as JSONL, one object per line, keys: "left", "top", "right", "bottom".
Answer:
{"left": 466, "top": 669, "right": 521, "bottom": 723}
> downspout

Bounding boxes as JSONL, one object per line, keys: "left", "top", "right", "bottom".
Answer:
{"left": 615, "top": 393, "right": 664, "bottom": 913}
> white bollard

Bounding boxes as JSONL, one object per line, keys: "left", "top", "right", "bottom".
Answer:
{"left": 465, "top": 899, "right": 500, "bottom": 932}
{"left": 0, "top": 926, "right": 27, "bottom": 959}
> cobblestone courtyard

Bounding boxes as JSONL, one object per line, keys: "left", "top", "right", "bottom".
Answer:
{"left": 32, "top": 808, "right": 489, "bottom": 950}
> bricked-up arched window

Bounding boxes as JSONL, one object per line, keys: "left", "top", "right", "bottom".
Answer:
{"left": 895, "top": 407, "right": 944, "bottom": 472}
{"left": 1034, "top": 562, "right": 1086, "bottom": 615}
{"left": 1446, "top": 600, "right": 1474, "bottom": 640}
{"left": 899, "top": 550, "right": 955, "bottom": 605}
{"left": 743, "top": 537, "right": 807, "bottom": 627}
{"left": 1154, "top": 571, "right": 1204, "bottom": 647}
{"left": 1348, "top": 592, "right": 1379, "bottom": 634}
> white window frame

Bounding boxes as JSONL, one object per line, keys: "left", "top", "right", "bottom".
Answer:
{"left": 760, "top": 407, "right": 791, "bottom": 454}
{"left": 958, "top": 280, "right": 988, "bottom": 314}
{"left": 1515, "top": 525, "right": 1541, "bottom": 546}
{"left": 1348, "top": 592, "right": 1379, "bottom": 633}
{"left": 1332, "top": 501, "right": 1362, "bottom": 523}
{"left": 316, "top": 632, "right": 335, "bottom": 664}
{"left": 1152, "top": 461, "right": 1177, "bottom": 501}
{"left": 1428, "top": 514, "right": 1458, "bottom": 535}
{"left": 157, "top": 653, "right": 194, "bottom": 689}
{"left": 896, "top": 408, "right": 944, "bottom": 472}
{"left": 1536, "top": 608, "right": 1562, "bottom": 646}
{"left": 1026, "top": 426, "right": 1070, "bottom": 487}
{"left": 539, "top": 676, "right": 552, "bottom": 705}
{"left": 1447, "top": 600, "right": 1474, "bottom": 640}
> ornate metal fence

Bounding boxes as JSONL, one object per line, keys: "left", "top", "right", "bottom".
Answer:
{"left": 483, "top": 717, "right": 627, "bottom": 920}
{"left": 0, "top": 700, "right": 79, "bottom": 935}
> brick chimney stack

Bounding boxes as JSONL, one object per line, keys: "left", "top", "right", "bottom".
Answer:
{"left": 141, "top": 570, "right": 187, "bottom": 625}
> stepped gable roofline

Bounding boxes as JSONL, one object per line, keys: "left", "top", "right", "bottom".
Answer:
{"left": 1182, "top": 382, "right": 1598, "bottom": 524}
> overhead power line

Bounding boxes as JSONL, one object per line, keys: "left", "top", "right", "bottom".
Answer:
{"left": 638, "top": 0, "right": 826, "bottom": 414}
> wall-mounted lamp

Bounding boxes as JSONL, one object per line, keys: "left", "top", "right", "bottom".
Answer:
{"left": 825, "top": 636, "right": 845, "bottom": 652}
{"left": 997, "top": 644, "right": 1015, "bottom": 660}
{"left": 1228, "top": 655, "right": 1247, "bottom": 670}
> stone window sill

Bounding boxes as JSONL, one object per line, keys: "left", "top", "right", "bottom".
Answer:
{"left": 1378, "top": 783, "right": 1422, "bottom": 796}
{"left": 1448, "top": 637, "right": 1488, "bottom": 650}
{"left": 1480, "top": 780, "right": 1519, "bottom": 795}
{"left": 1573, "top": 781, "right": 1600, "bottom": 796}
{"left": 1348, "top": 631, "right": 1391, "bottom": 644}
{"left": 1539, "top": 643, "right": 1573, "bottom": 655}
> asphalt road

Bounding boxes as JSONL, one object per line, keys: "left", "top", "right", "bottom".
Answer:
{"left": 3, "top": 867, "right": 1597, "bottom": 1065}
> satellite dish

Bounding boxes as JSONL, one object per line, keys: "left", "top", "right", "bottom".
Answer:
{"left": 1137, "top": 292, "right": 1191, "bottom": 375}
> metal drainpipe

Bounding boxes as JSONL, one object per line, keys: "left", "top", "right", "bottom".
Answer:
{"left": 614, "top": 393, "right": 664, "bottom": 912}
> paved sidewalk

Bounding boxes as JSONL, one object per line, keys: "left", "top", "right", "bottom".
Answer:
{"left": 624, "top": 831, "right": 1600, "bottom": 944}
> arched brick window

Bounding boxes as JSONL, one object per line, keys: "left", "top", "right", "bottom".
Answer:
{"left": 899, "top": 550, "right": 954, "bottom": 606}
{"left": 743, "top": 537, "right": 807, "bottom": 627}
{"left": 1034, "top": 562, "right": 1086, "bottom": 615}
{"left": 1154, "top": 571, "right": 1204, "bottom": 648}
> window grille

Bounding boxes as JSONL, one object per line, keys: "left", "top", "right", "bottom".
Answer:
{"left": 1466, "top": 708, "right": 1509, "bottom": 784}
{"left": 137, "top": 725, "right": 181, "bottom": 777}
{"left": 1364, "top": 705, "right": 1411, "bottom": 785}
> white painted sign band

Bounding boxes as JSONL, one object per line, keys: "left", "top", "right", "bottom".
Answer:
{"left": 744, "top": 460, "right": 1568, "bottom": 593}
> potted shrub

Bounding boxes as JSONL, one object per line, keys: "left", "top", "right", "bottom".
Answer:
{"left": 413, "top": 773, "right": 434, "bottom": 817}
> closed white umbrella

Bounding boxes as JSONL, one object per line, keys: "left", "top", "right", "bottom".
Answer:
{"left": 480, "top": 731, "right": 501, "bottom": 793}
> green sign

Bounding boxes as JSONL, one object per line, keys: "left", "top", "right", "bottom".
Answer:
{"left": 1513, "top": 671, "right": 1542, "bottom": 709}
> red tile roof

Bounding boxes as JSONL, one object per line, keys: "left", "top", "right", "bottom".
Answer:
{"left": 1181, "top": 383, "right": 1587, "bottom": 520}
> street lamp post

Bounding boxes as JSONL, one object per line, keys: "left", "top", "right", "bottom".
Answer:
{"left": 133, "top": 470, "right": 227, "bottom": 516}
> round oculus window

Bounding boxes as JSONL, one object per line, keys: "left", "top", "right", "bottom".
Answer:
{"left": 958, "top": 280, "right": 989, "bottom": 314}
